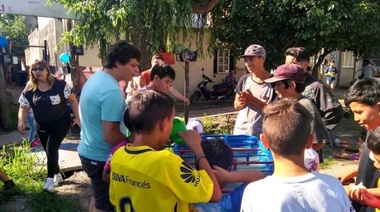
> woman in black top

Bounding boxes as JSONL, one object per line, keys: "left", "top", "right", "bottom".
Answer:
{"left": 17, "top": 59, "right": 80, "bottom": 192}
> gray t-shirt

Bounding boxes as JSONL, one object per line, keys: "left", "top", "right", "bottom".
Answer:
{"left": 233, "top": 74, "right": 274, "bottom": 137}
{"left": 298, "top": 97, "right": 331, "bottom": 144}
{"left": 241, "top": 172, "right": 355, "bottom": 212}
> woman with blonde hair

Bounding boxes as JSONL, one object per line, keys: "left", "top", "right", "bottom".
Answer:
{"left": 17, "top": 59, "right": 80, "bottom": 192}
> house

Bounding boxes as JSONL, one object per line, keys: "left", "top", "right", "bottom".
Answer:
{"left": 317, "top": 50, "right": 372, "bottom": 88}
{"left": 25, "top": 17, "right": 246, "bottom": 96}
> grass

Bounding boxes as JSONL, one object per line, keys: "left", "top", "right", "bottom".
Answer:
{"left": 319, "top": 156, "right": 336, "bottom": 170}
{"left": 0, "top": 140, "right": 83, "bottom": 211}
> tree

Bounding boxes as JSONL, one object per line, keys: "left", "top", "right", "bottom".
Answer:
{"left": 52, "top": 0, "right": 219, "bottom": 70}
{"left": 0, "top": 15, "right": 29, "bottom": 131}
{"left": 0, "top": 14, "right": 29, "bottom": 55}
{"left": 210, "top": 0, "right": 380, "bottom": 75}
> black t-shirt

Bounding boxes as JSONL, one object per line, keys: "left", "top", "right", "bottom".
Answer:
{"left": 303, "top": 74, "right": 345, "bottom": 130}
{"left": 20, "top": 79, "right": 71, "bottom": 124}
{"left": 353, "top": 136, "right": 380, "bottom": 212}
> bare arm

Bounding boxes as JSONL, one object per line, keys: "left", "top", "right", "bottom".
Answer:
{"left": 213, "top": 166, "right": 264, "bottom": 184}
{"left": 125, "top": 81, "right": 133, "bottom": 95}
{"left": 102, "top": 121, "right": 127, "bottom": 146}
{"left": 168, "top": 87, "right": 190, "bottom": 104}
{"left": 336, "top": 164, "right": 358, "bottom": 185}
{"left": 179, "top": 131, "right": 222, "bottom": 203}
{"left": 234, "top": 93, "right": 245, "bottom": 110}
{"left": 67, "top": 93, "right": 80, "bottom": 127}
{"left": 17, "top": 106, "right": 29, "bottom": 135}
{"left": 136, "top": 76, "right": 146, "bottom": 90}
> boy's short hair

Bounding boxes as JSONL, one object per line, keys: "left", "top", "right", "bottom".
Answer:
{"left": 150, "top": 63, "right": 176, "bottom": 81}
{"left": 344, "top": 78, "right": 380, "bottom": 107}
{"left": 123, "top": 109, "right": 133, "bottom": 132}
{"left": 263, "top": 98, "right": 312, "bottom": 156}
{"left": 128, "top": 90, "right": 174, "bottom": 133}
{"left": 367, "top": 127, "right": 380, "bottom": 154}
{"left": 284, "top": 47, "right": 310, "bottom": 63}
{"left": 103, "top": 40, "right": 141, "bottom": 69}
{"left": 199, "top": 138, "right": 233, "bottom": 170}
{"left": 280, "top": 79, "right": 306, "bottom": 93}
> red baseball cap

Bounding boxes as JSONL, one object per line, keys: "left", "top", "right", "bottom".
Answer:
{"left": 265, "top": 64, "right": 306, "bottom": 83}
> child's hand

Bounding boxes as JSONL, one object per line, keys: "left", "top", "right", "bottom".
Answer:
{"left": 349, "top": 182, "right": 366, "bottom": 202}
{"left": 178, "top": 130, "right": 202, "bottom": 153}
{"left": 359, "top": 188, "right": 380, "bottom": 208}
{"left": 212, "top": 165, "right": 230, "bottom": 183}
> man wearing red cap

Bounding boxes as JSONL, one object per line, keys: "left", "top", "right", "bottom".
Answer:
{"left": 233, "top": 44, "right": 275, "bottom": 137}
{"left": 265, "top": 63, "right": 330, "bottom": 153}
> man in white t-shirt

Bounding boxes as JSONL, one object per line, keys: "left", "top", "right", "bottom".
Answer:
{"left": 240, "top": 98, "right": 354, "bottom": 212}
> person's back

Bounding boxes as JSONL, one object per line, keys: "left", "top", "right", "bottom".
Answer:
{"left": 303, "top": 72, "right": 344, "bottom": 130}
{"left": 241, "top": 98, "right": 353, "bottom": 212}
{"left": 243, "top": 173, "right": 351, "bottom": 212}
{"left": 298, "top": 97, "right": 331, "bottom": 146}
{"left": 109, "top": 90, "right": 221, "bottom": 212}
{"left": 78, "top": 70, "right": 124, "bottom": 161}
{"left": 111, "top": 145, "right": 208, "bottom": 211}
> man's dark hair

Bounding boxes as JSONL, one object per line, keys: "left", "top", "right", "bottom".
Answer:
{"left": 197, "top": 138, "right": 233, "bottom": 170}
{"left": 263, "top": 98, "right": 312, "bottom": 156}
{"left": 285, "top": 47, "right": 310, "bottom": 63}
{"left": 150, "top": 63, "right": 176, "bottom": 81}
{"left": 103, "top": 40, "right": 141, "bottom": 69}
{"left": 128, "top": 90, "right": 174, "bottom": 133}
{"left": 280, "top": 79, "right": 306, "bottom": 93}
{"left": 367, "top": 127, "right": 380, "bottom": 154}
{"left": 344, "top": 77, "right": 380, "bottom": 107}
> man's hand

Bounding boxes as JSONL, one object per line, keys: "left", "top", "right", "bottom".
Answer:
{"left": 239, "top": 90, "right": 255, "bottom": 104}
{"left": 182, "top": 97, "right": 190, "bottom": 105}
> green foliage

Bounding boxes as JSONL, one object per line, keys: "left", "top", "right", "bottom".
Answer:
{"left": 51, "top": 0, "right": 198, "bottom": 60}
{"left": 211, "top": 0, "right": 380, "bottom": 69}
{"left": 0, "top": 142, "right": 82, "bottom": 211}
{"left": 0, "top": 14, "right": 29, "bottom": 55}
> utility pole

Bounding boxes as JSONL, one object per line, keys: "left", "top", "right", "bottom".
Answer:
{"left": 184, "top": 61, "right": 189, "bottom": 124}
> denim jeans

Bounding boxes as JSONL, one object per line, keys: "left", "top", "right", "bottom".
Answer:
{"left": 26, "top": 111, "right": 37, "bottom": 143}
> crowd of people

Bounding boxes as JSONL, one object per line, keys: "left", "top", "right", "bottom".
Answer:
{"left": 4, "top": 39, "right": 380, "bottom": 212}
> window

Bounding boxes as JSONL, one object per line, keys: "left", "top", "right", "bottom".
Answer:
{"left": 341, "top": 51, "right": 354, "bottom": 68}
{"left": 215, "top": 49, "right": 230, "bottom": 75}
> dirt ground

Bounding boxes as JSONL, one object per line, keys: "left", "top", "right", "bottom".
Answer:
{"left": 1, "top": 101, "right": 364, "bottom": 211}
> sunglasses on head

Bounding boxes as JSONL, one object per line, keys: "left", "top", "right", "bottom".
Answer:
{"left": 32, "top": 66, "right": 45, "bottom": 72}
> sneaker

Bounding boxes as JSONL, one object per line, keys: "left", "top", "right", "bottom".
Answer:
{"left": 30, "top": 138, "right": 41, "bottom": 148}
{"left": 2, "top": 179, "right": 15, "bottom": 191}
{"left": 43, "top": 178, "right": 55, "bottom": 193}
{"left": 54, "top": 173, "right": 63, "bottom": 186}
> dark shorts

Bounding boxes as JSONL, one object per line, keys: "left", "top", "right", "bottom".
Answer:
{"left": 79, "top": 155, "right": 114, "bottom": 211}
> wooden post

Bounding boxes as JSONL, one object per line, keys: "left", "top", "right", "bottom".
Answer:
{"left": 0, "top": 48, "right": 11, "bottom": 130}
{"left": 184, "top": 61, "right": 189, "bottom": 124}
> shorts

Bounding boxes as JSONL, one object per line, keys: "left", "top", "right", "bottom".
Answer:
{"left": 79, "top": 155, "right": 114, "bottom": 211}
{"left": 326, "top": 78, "right": 336, "bottom": 86}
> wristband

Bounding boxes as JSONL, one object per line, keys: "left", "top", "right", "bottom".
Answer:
{"left": 195, "top": 153, "right": 206, "bottom": 167}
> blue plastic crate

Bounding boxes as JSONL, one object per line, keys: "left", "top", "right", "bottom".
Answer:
{"left": 173, "top": 134, "right": 274, "bottom": 174}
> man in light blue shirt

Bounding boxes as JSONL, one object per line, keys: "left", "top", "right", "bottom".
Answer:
{"left": 78, "top": 40, "right": 141, "bottom": 212}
